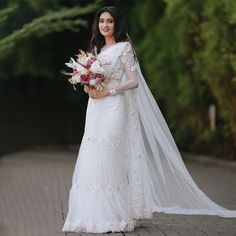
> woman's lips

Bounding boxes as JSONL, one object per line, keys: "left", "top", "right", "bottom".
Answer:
{"left": 102, "top": 29, "right": 110, "bottom": 33}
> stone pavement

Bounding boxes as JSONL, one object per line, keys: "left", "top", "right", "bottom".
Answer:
{"left": 0, "top": 148, "right": 236, "bottom": 236}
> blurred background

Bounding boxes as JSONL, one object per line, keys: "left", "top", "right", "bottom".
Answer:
{"left": 0, "top": 0, "right": 236, "bottom": 160}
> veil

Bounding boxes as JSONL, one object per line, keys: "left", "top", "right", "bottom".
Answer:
{"left": 127, "top": 61, "right": 236, "bottom": 218}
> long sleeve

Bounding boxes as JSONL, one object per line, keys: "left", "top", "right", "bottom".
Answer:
{"left": 108, "top": 42, "right": 139, "bottom": 96}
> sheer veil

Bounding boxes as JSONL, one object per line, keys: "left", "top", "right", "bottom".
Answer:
{"left": 129, "top": 60, "right": 236, "bottom": 218}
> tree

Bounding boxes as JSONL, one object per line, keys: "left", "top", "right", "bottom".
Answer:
{"left": 131, "top": 0, "right": 236, "bottom": 158}
{"left": 0, "top": 0, "right": 100, "bottom": 79}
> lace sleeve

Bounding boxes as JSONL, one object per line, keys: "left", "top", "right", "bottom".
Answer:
{"left": 108, "top": 42, "right": 139, "bottom": 96}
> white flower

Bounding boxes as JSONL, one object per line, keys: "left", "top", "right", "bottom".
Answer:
{"left": 79, "top": 57, "right": 88, "bottom": 66}
{"left": 73, "top": 75, "right": 81, "bottom": 83}
{"left": 89, "top": 79, "right": 96, "bottom": 86}
{"left": 65, "top": 58, "right": 77, "bottom": 69}
{"left": 90, "top": 60, "right": 105, "bottom": 74}
{"left": 77, "top": 50, "right": 90, "bottom": 65}
{"left": 65, "top": 58, "right": 88, "bottom": 74}
{"left": 76, "top": 64, "right": 88, "bottom": 74}
{"left": 68, "top": 77, "right": 77, "bottom": 85}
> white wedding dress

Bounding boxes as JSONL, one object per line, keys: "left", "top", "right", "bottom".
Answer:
{"left": 62, "top": 42, "right": 236, "bottom": 234}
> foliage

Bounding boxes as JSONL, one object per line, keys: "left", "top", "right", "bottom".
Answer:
{"left": 0, "top": 5, "right": 97, "bottom": 56}
{"left": 131, "top": 0, "right": 236, "bottom": 157}
{"left": 0, "top": 0, "right": 100, "bottom": 80}
{"left": 0, "top": 4, "right": 17, "bottom": 26}
{"left": 200, "top": 128, "right": 223, "bottom": 143}
{"left": 196, "top": 0, "right": 236, "bottom": 137}
{"left": 0, "top": 0, "right": 236, "bottom": 157}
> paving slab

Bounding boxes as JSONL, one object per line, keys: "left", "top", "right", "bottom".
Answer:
{"left": 0, "top": 148, "right": 235, "bottom": 236}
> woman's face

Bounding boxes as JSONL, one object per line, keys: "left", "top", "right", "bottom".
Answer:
{"left": 98, "top": 12, "right": 115, "bottom": 38}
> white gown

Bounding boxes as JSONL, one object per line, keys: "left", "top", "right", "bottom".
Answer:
{"left": 62, "top": 42, "right": 236, "bottom": 234}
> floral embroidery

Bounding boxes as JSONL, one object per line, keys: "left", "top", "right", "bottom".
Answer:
{"left": 120, "top": 42, "right": 137, "bottom": 72}
{"left": 82, "top": 135, "right": 122, "bottom": 147}
{"left": 96, "top": 42, "right": 137, "bottom": 85}
{"left": 63, "top": 219, "right": 137, "bottom": 233}
{"left": 86, "top": 51, "right": 146, "bottom": 218}
{"left": 72, "top": 182, "right": 129, "bottom": 193}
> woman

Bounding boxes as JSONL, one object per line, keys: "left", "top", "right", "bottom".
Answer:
{"left": 62, "top": 6, "right": 236, "bottom": 234}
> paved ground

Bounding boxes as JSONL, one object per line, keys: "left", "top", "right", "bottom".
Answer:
{"left": 0, "top": 148, "right": 236, "bottom": 236}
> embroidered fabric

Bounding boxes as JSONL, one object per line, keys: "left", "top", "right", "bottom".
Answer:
{"left": 72, "top": 182, "right": 129, "bottom": 193}
{"left": 62, "top": 40, "right": 236, "bottom": 235}
{"left": 82, "top": 134, "right": 122, "bottom": 147}
{"left": 106, "top": 42, "right": 139, "bottom": 95}
{"left": 63, "top": 219, "right": 137, "bottom": 233}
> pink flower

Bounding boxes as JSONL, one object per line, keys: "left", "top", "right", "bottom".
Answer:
{"left": 65, "top": 49, "right": 108, "bottom": 91}
{"left": 87, "top": 58, "right": 96, "bottom": 68}
{"left": 95, "top": 74, "right": 105, "bottom": 84}
{"left": 80, "top": 74, "right": 90, "bottom": 84}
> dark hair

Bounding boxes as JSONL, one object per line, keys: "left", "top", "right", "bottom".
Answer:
{"left": 89, "top": 6, "right": 133, "bottom": 54}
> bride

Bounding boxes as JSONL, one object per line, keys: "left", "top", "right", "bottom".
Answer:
{"left": 62, "top": 6, "right": 236, "bottom": 234}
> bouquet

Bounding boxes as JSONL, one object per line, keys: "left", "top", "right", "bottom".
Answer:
{"left": 64, "top": 50, "right": 109, "bottom": 91}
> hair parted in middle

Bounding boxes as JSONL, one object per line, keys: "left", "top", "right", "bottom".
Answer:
{"left": 89, "top": 6, "right": 135, "bottom": 55}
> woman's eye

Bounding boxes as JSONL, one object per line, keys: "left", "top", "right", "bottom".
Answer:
{"left": 99, "top": 19, "right": 113, "bottom": 24}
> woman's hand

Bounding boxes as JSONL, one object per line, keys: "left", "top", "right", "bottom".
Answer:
{"left": 88, "top": 87, "right": 109, "bottom": 99}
